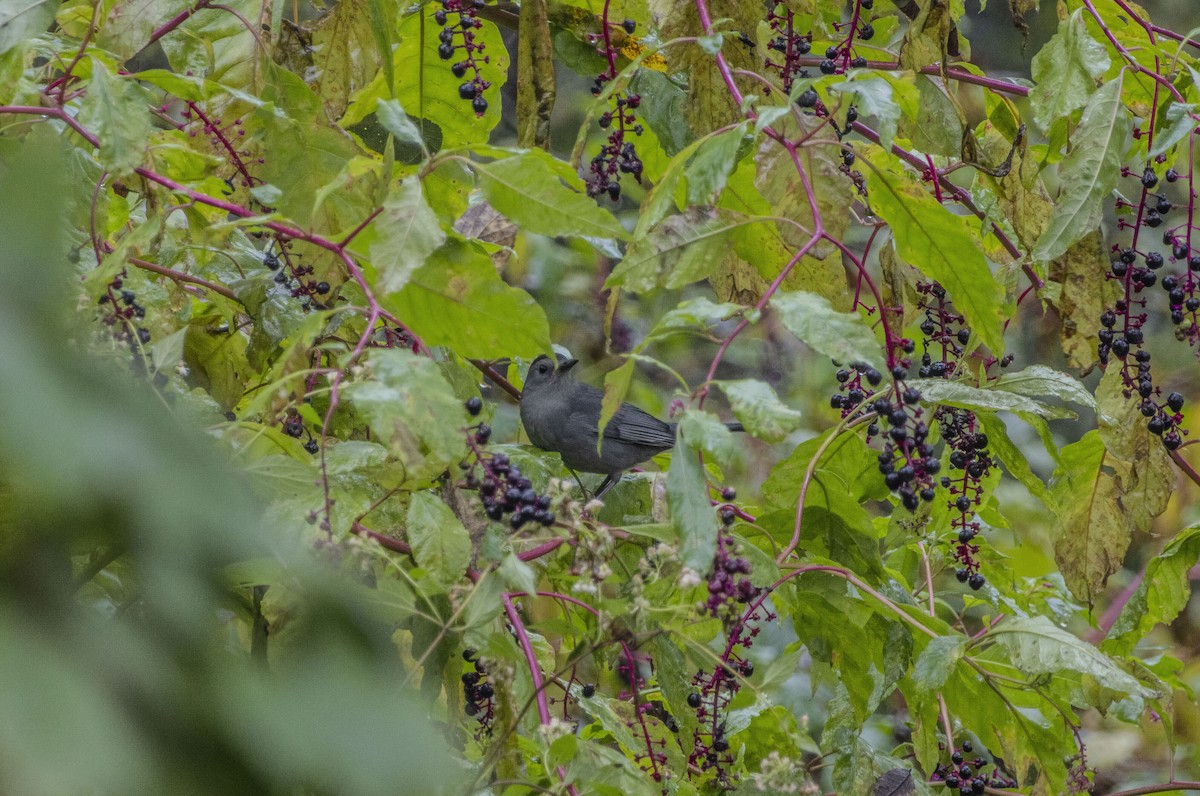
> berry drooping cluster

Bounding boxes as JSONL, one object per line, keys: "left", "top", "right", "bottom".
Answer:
{"left": 1100, "top": 158, "right": 1192, "bottom": 450}
{"left": 704, "top": 500, "right": 761, "bottom": 621}
{"left": 936, "top": 407, "right": 990, "bottom": 589}
{"left": 263, "top": 243, "right": 332, "bottom": 313}
{"left": 435, "top": 0, "right": 492, "bottom": 117}
{"left": 686, "top": 515, "right": 770, "bottom": 787}
{"left": 817, "top": 0, "right": 875, "bottom": 76}
{"left": 281, "top": 407, "right": 320, "bottom": 454}
{"left": 930, "top": 740, "right": 1018, "bottom": 794}
{"left": 461, "top": 397, "right": 557, "bottom": 529}
{"left": 585, "top": 16, "right": 644, "bottom": 201}
{"left": 461, "top": 648, "right": 495, "bottom": 738}
{"left": 764, "top": 4, "right": 811, "bottom": 92}
{"left": 97, "top": 269, "right": 152, "bottom": 351}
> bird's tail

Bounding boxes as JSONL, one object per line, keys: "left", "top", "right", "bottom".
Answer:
{"left": 726, "top": 422, "right": 745, "bottom": 432}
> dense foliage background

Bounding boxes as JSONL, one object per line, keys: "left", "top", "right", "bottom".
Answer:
{"left": 2, "top": 0, "right": 1200, "bottom": 793}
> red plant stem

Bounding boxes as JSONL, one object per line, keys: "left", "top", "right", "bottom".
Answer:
{"left": 145, "top": 0, "right": 214, "bottom": 50}
{"left": 350, "top": 521, "right": 412, "bottom": 555}
{"left": 128, "top": 256, "right": 240, "bottom": 301}
{"left": 502, "top": 593, "right": 579, "bottom": 796}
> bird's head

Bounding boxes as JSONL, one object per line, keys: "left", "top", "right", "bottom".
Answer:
{"left": 523, "top": 353, "right": 579, "bottom": 397}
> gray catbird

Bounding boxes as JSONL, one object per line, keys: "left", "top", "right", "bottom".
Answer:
{"left": 519, "top": 354, "right": 743, "bottom": 496}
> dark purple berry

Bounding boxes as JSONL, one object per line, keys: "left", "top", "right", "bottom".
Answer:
{"left": 472, "top": 95, "right": 488, "bottom": 115}
{"left": 1141, "top": 167, "right": 1158, "bottom": 188}
{"left": 582, "top": 683, "right": 596, "bottom": 698}
{"left": 622, "top": 18, "right": 635, "bottom": 33}
{"left": 1165, "top": 168, "right": 1180, "bottom": 182}
{"left": 438, "top": 42, "right": 455, "bottom": 60}
{"left": 459, "top": 82, "right": 477, "bottom": 99}
{"left": 687, "top": 692, "right": 701, "bottom": 708}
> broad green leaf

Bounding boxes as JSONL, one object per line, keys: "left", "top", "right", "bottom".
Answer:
{"left": 1148, "top": 101, "right": 1199, "bottom": 159}
{"left": 386, "top": 237, "right": 551, "bottom": 358}
{"left": 368, "top": 178, "right": 446, "bottom": 293}
{"left": 407, "top": 491, "right": 471, "bottom": 587}
{"left": 1031, "top": 76, "right": 1131, "bottom": 262}
{"left": 830, "top": 76, "right": 903, "bottom": 149}
{"left": 975, "top": 412, "right": 1050, "bottom": 504}
{"left": 988, "top": 616, "right": 1154, "bottom": 698}
{"left": 669, "top": 428, "right": 717, "bottom": 573}
{"left": 644, "top": 297, "right": 744, "bottom": 341}
{"left": 607, "top": 207, "right": 739, "bottom": 293}
{"left": 345, "top": 349, "right": 467, "bottom": 481}
{"left": 908, "top": 379, "right": 1076, "bottom": 421}
{"left": 343, "top": 8, "right": 507, "bottom": 145}
{"left": 1029, "top": 10, "right": 1111, "bottom": 132}
{"left": 867, "top": 163, "right": 1006, "bottom": 355}
{"left": 0, "top": 0, "right": 56, "bottom": 54}
{"left": 679, "top": 410, "right": 737, "bottom": 469}
{"left": 1051, "top": 231, "right": 1119, "bottom": 370}
{"left": 770, "top": 291, "right": 883, "bottom": 370}
{"left": 474, "top": 151, "right": 628, "bottom": 240}
{"left": 990, "top": 364, "right": 1096, "bottom": 410}
{"left": 912, "top": 635, "right": 965, "bottom": 693}
{"left": 1105, "top": 526, "right": 1200, "bottom": 656}
{"left": 716, "top": 379, "right": 802, "bottom": 443}
{"left": 684, "top": 124, "right": 747, "bottom": 205}
{"left": 598, "top": 359, "right": 634, "bottom": 441}
{"left": 79, "top": 59, "right": 152, "bottom": 176}
{"left": 376, "top": 98, "right": 427, "bottom": 152}
{"left": 1048, "top": 418, "right": 1167, "bottom": 605}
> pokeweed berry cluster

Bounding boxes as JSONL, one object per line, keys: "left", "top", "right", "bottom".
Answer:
{"left": 280, "top": 407, "right": 320, "bottom": 454}
{"left": 936, "top": 408, "right": 989, "bottom": 589}
{"left": 831, "top": 355, "right": 938, "bottom": 511}
{"left": 1099, "top": 157, "right": 1193, "bottom": 450}
{"left": 685, "top": 514, "right": 768, "bottom": 787}
{"left": 262, "top": 243, "right": 331, "bottom": 313}
{"left": 461, "top": 398, "right": 556, "bottom": 529}
{"left": 704, "top": 503, "right": 760, "bottom": 621}
{"left": 584, "top": 16, "right": 644, "bottom": 201}
{"left": 763, "top": 4, "right": 811, "bottom": 92}
{"left": 435, "top": 0, "right": 491, "bottom": 117}
{"left": 819, "top": 0, "right": 874, "bottom": 75}
{"left": 461, "top": 648, "right": 495, "bottom": 738}
{"left": 97, "top": 269, "right": 152, "bottom": 349}
{"left": 930, "top": 740, "right": 1018, "bottom": 794}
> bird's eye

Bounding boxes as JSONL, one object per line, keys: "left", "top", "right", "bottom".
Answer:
{"left": 537, "top": 363, "right": 548, "bottom": 374}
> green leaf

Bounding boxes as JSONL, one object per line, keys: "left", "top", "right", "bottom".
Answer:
{"left": 407, "top": 491, "right": 471, "bottom": 587}
{"left": 830, "top": 76, "right": 903, "bottom": 149}
{"left": 679, "top": 410, "right": 737, "bottom": 469}
{"left": 376, "top": 98, "right": 427, "bottom": 152}
{"left": 368, "top": 178, "right": 446, "bottom": 293}
{"left": 1049, "top": 430, "right": 1151, "bottom": 605}
{"left": 716, "top": 379, "right": 802, "bottom": 443}
{"left": 1028, "top": 10, "right": 1110, "bottom": 133}
{"left": 988, "top": 616, "right": 1154, "bottom": 698}
{"left": 669, "top": 429, "right": 717, "bottom": 573}
{"left": 598, "top": 359, "right": 634, "bottom": 442}
{"left": 606, "top": 207, "right": 739, "bottom": 293}
{"left": 79, "top": 59, "right": 152, "bottom": 176}
{"left": 975, "top": 412, "right": 1050, "bottom": 504}
{"left": 770, "top": 290, "right": 883, "bottom": 370}
{"left": 1031, "top": 75, "right": 1131, "bottom": 262}
{"left": 1105, "top": 526, "right": 1200, "bottom": 656}
{"left": 989, "top": 364, "right": 1096, "bottom": 410}
{"left": 345, "top": 349, "right": 467, "bottom": 481}
{"left": 684, "top": 124, "right": 747, "bottom": 205}
{"left": 867, "top": 163, "right": 1006, "bottom": 355}
{"left": 474, "top": 151, "right": 628, "bottom": 240}
{"left": 386, "top": 237, "right": 551, "bottom": 358}
{"left": 0, "top": 0, "right": 56, "bottom": 55}
{"left": 912, "top": 635, "right": 965, "bottom": 693}
{"left": 644, "top": 297, "right": 744, "bottom": 342}
{"left": 910, "top": 378, "right": 1077, "bottom": 420}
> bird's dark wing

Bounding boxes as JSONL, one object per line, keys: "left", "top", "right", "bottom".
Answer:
{"left": 603, "top": 403, "right": 676, "bottom": 448}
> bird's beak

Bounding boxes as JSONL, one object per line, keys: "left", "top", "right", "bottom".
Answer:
{"left": 559, "top": 358, "right": 579, "bottom": 372}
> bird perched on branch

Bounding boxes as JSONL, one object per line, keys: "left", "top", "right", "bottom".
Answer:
{"left": 519, "top": 353, "right": 743, "bottom": 497}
